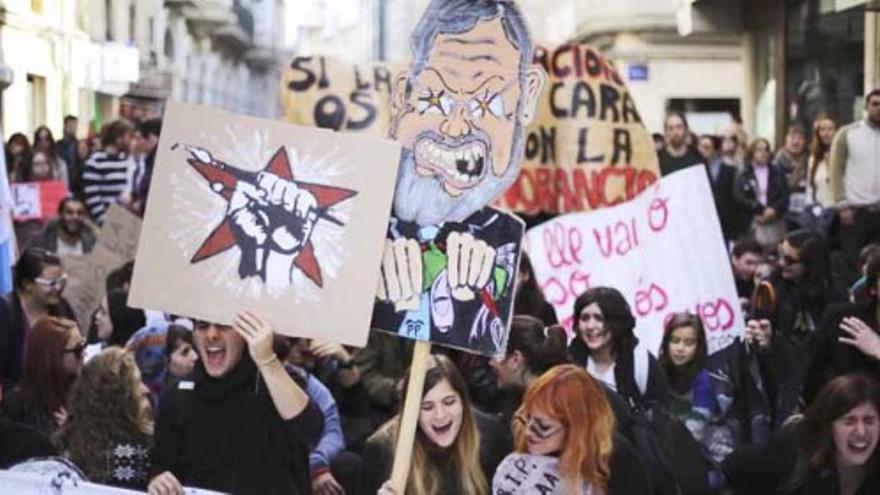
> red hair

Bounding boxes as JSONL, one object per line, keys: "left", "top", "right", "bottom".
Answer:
{"left": 17, "top": 317, "right": 79, "bottom": 415}
{"left": 514, "top": 365, "right": 615, "bottom": 493}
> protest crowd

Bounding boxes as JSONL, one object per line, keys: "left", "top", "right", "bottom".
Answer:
{"left": 3, "top": 1, "right": 880, "bottom": 494}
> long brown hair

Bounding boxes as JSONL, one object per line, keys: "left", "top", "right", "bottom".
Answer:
{"left": 389, "top": 354, "right": 487, "bottom": 495}
{"left": 56, "top": 347, "right": 153, "bottom": 483}
{"left": 514, "top": 365, "right": 615, "bottom": 493}
{"left": 16, "top": 317, "right": 79, "bottom": 415}
{"left": 658, "top": 312, "right": 708, "bottom": 394}
{"left": 798, "top": 374, "right": 880, "bottom": 469}
{"left": 809, "top": 113, "right": 836, "bottom": 193}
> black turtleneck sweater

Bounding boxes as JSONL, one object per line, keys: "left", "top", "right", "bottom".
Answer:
{"left": 151, "top": 356, "right": 323, "bottom": 494}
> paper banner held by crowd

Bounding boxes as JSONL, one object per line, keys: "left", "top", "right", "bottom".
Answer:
{"left": 128, "top": 102, "right": 401, "bottom": 347}
{"left": 10, "top": 181, "right": 67, "bottom": 221}
{"left": 524, "top": 165, "right": 744, "bottom": 354}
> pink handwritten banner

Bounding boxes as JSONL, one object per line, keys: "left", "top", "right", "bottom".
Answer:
{"left": 524, "top": 166, "right": 743, "bottom": 354}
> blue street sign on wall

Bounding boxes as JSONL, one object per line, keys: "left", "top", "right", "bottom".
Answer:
{"left": 628, "top": 64, "right": 649, "bottom": 81}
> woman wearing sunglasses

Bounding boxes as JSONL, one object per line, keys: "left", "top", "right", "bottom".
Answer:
{"left": 1, "top": 316, "right": 84, "bottom": 436}
{"left": 493, "top": 365, "right": 615, "bottom": 494}
{"left": 0, "top": 248, "right": 76, "bottom": 390}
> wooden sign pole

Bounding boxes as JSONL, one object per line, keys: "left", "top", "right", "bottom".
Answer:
{"left": 389, "top": 340, "right": 432, "bottom": 492}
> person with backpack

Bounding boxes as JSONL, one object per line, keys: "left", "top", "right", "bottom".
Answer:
{"left": 568, "top": 287, "right": 669, "bottom": 407}
{"left": 658, "top": 312, "right": 716, "bottom": 443}
{"left": 569, "top": 287, "right": 708, "bottom": 495}
{"left": 493, "top": 365, "right": 620, "bottom": 494}
{"left": 722, "top": 373, "right": 880, "bottom": 495}
{"left": 491, "top": 316, "right": 651, "bottom": 493}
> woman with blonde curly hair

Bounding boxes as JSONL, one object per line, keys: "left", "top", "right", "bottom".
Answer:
{"left": 55, "top": 346, "right": 153, "bottom": 489}
{"left": 494, "top": 364, "right": 615, "bottom": 494}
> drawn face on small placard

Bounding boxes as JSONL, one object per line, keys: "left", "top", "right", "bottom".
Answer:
{"left": 390, "top": 3, "right": 545, "bottom": 227}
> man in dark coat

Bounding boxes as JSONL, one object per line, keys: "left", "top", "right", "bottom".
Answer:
{"left": 148, "top": 312, "right": 324, "bottom": 495}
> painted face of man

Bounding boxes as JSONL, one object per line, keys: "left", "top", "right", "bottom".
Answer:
{"left": 390, "top": 17, "right": 544, "bottom": 226}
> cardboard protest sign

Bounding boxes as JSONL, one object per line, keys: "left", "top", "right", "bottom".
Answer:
{"left": 10, "top": 181, "right": 67, "bottom": 221}
{"left": 524, "top": 166, "right": 743, "bottom": 354}
{"left": 281, "top": 47, "right": 659, "bottom": 218}
{"left": 500, "top": 43, "right": 660, "bottom": 214}
{"left": 368, "top": 0, "right": 548, "bottom": 357}
{"left": 62, "top": 205, "right": 142, "bottom": 333}
{"left": 493, "top": 454, "right": 587, "bottom": 495}
{"left": 128, "top": 102, "right": 400, "bottom": 347}
{"left": 282, "top": 56, "right": 401, "bottom": 136}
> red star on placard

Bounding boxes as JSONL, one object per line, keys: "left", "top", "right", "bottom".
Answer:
{"left": 187, "top": 146, "right": 357, "bottom": 287}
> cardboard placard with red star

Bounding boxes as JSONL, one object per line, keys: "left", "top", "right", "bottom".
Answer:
{"left": 129, "top": 102, "right": 401, "bottom": 346}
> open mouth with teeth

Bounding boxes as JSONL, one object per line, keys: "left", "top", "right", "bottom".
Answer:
{"left": 204, "top": 345, "right": 227, "bottom": 372}
{"left": 846, "top": 438, "right": 874, "bottom": 455}
{"left": 430, "top": 421, "right": 454, "bottom": 436}
{"left": 413, "top": 137, "right": 488, "bottom": 195}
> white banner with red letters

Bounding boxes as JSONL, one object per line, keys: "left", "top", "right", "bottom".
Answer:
{"left": 524, "top": 166, "right": 744, "bottom": 354}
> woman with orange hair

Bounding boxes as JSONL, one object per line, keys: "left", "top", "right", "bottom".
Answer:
{"left": 493, "top": 364, "right": 615, "bottom": 494}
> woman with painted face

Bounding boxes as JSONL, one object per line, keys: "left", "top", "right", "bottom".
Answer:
{"left": 723, "top": 373, "right": 880, "bottom": 495}
{"left": 55, "top": 347, "right": 154, "bottom": 489}
{"left": 1, "top": 317, "right": 84, "bottom": 436}
{"left": 0, "top": 248, "right": 76, "bottom": 389}
{"left": 493, "top": 365, "right": 616, "bottom": 494}
{"left": 659, "top": 312, "right": 715, "bottom": 442}
{"left": 568, "top": 287, "right": 670, "bottom": 408}
{"left": 366, "top": 354, "right": 502, "bottom": 495}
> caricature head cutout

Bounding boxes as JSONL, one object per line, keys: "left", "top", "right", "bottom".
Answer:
{"left": 390, "top": 0, "right": 545, "bottom": 227}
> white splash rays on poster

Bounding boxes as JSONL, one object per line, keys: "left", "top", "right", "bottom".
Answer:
{"left": 167, "top": 124, "right": 353, "bottom": 303}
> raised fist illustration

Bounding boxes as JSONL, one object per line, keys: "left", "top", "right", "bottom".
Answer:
{"left": 446, "top": 231, "right": 495, "bottom": 301}
{"left": 227, "top": 172, "right": 318, "bottom": 283}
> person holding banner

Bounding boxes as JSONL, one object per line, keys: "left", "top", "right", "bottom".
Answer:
{"left": 55, "top": 347, "right": 153, "bottom": 489}
{"left": 568, "top": 287, "right": 670, "bottom": 408}
{"left": 365, "top": 354, "right": 498, "bottom": 495}
{"left": 148, "top": 312, "right": 323, "bottom": 495}
{"left": 0, "top": 248, "right": 75, "bottom": 389}
{"left": 493, "top": 364, "right": 615, "bottom": 494}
